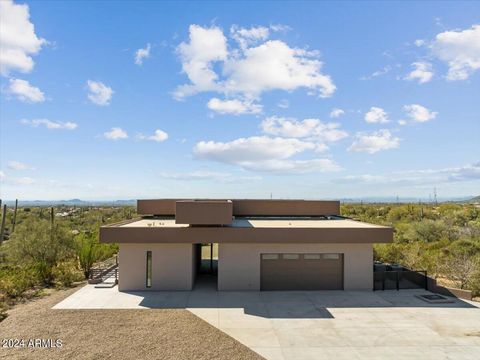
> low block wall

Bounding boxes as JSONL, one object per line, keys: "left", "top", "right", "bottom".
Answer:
{"left": 427, "top": 277, "right": 473, "bottom": 301}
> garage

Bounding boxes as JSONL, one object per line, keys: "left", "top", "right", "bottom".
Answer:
{"left": 260, "top": 253, "right": 344, "bottom": 290}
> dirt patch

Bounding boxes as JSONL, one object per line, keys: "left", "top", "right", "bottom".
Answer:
{"left": 0, "top": 286, "right": 263, "bottom": 360}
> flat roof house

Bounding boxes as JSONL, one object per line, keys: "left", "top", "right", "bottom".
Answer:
{"left": 100, "top": 199, "right": 393, "bottom": 291}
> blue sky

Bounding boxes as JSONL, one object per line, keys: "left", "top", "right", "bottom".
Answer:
{"left": 0, "top": 0, "right": 479, "bottom": 200}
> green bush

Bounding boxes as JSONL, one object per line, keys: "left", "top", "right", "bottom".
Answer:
{"left": 53, "top": 261, "right": 84, "bottom": 287}
{"left": 0, "top": 267, "right": 39, "bottom": 298}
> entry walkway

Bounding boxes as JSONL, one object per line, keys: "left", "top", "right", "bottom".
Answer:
{"left": 54, "top": 284, "right": 480, "bottom": 360}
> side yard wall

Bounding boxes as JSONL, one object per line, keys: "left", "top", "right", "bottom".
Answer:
{"left": 118, "top": 243, "right": 194, "bottom": 291}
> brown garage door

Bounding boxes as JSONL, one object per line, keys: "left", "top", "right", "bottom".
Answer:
{"left": 260, "top": 253, "right": 344, "bottom": 290}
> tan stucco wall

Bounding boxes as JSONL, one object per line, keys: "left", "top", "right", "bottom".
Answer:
{"left": 218, "top": 243, "right": 373, "bottom": 291}
{"left": 118, "top": 243, "right": 194, "bottom": 291}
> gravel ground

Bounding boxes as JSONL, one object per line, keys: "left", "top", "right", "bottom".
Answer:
{"left": 0, "top": 286, "right": 264, "bottom": 360}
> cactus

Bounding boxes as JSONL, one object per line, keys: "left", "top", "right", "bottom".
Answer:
{"left": 12, "top": 199, "right": 18, "bottom": 233}
{"left": 0, "top": 204, "right": 6, "bottom": 245}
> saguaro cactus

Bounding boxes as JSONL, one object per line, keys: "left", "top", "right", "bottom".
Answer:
{"left": 12, "top": 199, "right": 18, "bottom": 233}
{"left": 0, "top": 204, "right": 6, "bottom": 245}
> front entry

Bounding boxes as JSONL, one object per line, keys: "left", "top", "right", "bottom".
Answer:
{"left": 194, "top": 243, "right": 218, "bottom": 290}
{"left": 260, "top": 253, "right": 344, "bottom": 290}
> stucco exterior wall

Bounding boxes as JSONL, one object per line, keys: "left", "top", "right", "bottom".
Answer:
{"left": 218, "top": 243, "right": 373, "bottom": 291}
{"left": 118, "top": 243, "right": 194, "bottom": 291}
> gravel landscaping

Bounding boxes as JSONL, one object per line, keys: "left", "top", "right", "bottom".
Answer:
{"left": 0, "top": 286, "right": 264, "bottom": 360}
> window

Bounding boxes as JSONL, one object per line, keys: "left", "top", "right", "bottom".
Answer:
{"left": 262, "top": 254, "right": 279, "bottom": 260}
{"left": 283, "top": 254, "right": 300, "bottom": 260}
{"left": 146, "top": 251, "right": 152, "bottom": 288}
{"left": 304, "top": 254, "right": 321, "bottom": 260}
{"left": 323, "top": 253, "right": 340, "bottom": 260}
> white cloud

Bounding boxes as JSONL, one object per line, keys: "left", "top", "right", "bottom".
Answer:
{"left": 223, "top": 40, "right": 335, "bottom": 98}
{"left": 403, "top": 104, "right": 438, "bottom": 122}
{"left": 404, "top": 61, "right": 434, "bottom": 84}
{"left": 364, "top": 107, "right": 389, "bottom": 123}
{"left": 104, "top": 127, "right": 128, "bottom": 140}
{"left": 159, "top": 170, "right": 263, "bottom": 183}
{"left": 0, "top": 171, "right": 5, "bottom": 181}
{"left": 277, "top": 99, "right": 289, "bottom": 109}
{"left": 348, "top": 129, "right": 400, "bottom": 154}
{"left": 174, "top": 24, "right": 335, "bottom": 112}
{"left": 398, "top": 120, "right": 407, "bottom": 126}
{"left": 359, "top": 66, "right": 392, "bottom": 80}
{"left": 174, "top": 25, "right": 228, "bottom": 98}
{"left": 0, "top": 0, "right": 46, "bottom": 75}
{"left": 134, "top": 43, "right": 151, "bottom": 65}
{"left": 193, "top": 136, "right": 340, "bottom": 173}
{"left": 207, "top": 97, "right": 262, "bottom": 115}
{"left": 136, "top": 129, "right": 168, "bottom": 142}
{"left": 260, "top": 116, "right": 348, "bottom": 143}
{"left": 414, "top": 39, "right": 425, "bottom": 47}
{"left": 16, "top": 176, "right": 34, "bottom": 185}
{"left": 431, "top": 24, "right": 480, "bottom": 80}
{"left": 20, "top": 118, "right": 77, "bottom": 130}
{"left": 86, "top": 80, "right": 113, "bottom": 105}
{"left": 8, "top": 161, "right": 32, "bottom": 170}
{"left": 230, "top": 25, "right": 270, "bottom": 49}
{"left": 7, "top": 78, "right": 45, "bottom": 102}
{"left": 329, "top": 108, "right": 345, "bottom": 118}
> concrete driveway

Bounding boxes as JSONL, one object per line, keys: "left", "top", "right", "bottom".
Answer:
{"left": 54, "top": 284, "right": 480, "bottom": 360}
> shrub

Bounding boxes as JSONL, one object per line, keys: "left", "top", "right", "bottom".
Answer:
{"left": 53, "top": 261, "right": 84, "bottom": 287}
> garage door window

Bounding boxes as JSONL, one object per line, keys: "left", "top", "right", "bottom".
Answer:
{"left": 323, "top": 253, "right": 340, "bottom": 260}
{"left": 304, "top": 254, "right": 321, "bottom": 260}
{"left": 262, "top": 254, "right": 279, "bottom": 260}
{"left": 282, "top": 254, "right": 300, "bottom": 260}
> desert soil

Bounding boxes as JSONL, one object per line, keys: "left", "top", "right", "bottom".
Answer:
{"left": 0, "top": 286, "right": 263, "bottom": 360}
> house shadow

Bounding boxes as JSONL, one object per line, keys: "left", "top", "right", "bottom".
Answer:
{"left": 127, "top": 285, "right": 477, "bottom": 320}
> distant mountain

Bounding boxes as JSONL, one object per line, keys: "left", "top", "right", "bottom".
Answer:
{"left": 1, "top": 199, "right": 136, "bottom": 206}
{"left": 467, "top": 195, "right": 480, "bottom": 203}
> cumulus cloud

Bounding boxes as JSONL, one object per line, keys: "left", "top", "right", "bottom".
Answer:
{"left": 0, "top": 0, "right": 46, "bottom": 75}
{"left": 329, "top": 108, "right": 345, "bottom": 118}
{"left": 7, "top": 78, "right": 45, "bottom": 102}
{"left": 207, "top": 98, "right": 262, "bottom": 115}
{"left": 431, "top": 24, "right": 480, "bottom": 80}
{"left": 104, "top": 127, "right": 128, "bottom": 140}
{"left": 260, "top": 116, "right": 348, "bottom": 143}
{"left": 230, "top": 25, "right": 270, "bottom": 49}
{"left": 174, "top": 24, "right": 335, "bottom": 114}
{"left": 193, "top": 136, "right": 340, "bottom": 173}
{"left": 348, "top": 129, "right": 400, "bottom": 154}
{"left": 404, "top": 104, "right": 438, "bottom": 122}
{"left": 86, "top": 80, "right": 113, "bottom": 105}
{"left": 134, "top": 43, "right": 151, "bottom": 65}
{"left": 20, "top": 118, "right": 77, "bottom": 130}
{"left": 136, "top": 129, "right": 168, "bottom": 142}
{"left": 174, "top": 25, "right": 228, "bottom": 98}
{"left": 8, "top": 161, "right": 33, "bottom": 170}
{"left": 364, "top": 107, "right": 389, "bottom": 124}
{"left": 404, "top": 61, "right": 434, "bottom": 84}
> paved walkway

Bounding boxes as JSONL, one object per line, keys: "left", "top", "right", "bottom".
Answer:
{"left": 54, "top": 283, "right": 480, "bottom": 360}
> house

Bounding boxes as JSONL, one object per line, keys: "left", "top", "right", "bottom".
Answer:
{"left": 100, "top": 199, "right": 393, "bottom": 291}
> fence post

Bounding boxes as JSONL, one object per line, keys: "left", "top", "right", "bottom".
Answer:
{"left": 424, "top": 271, "right": 428, "bottom": 290}
{"left": 396, "top": 271, "right": 400, "bottom": 291}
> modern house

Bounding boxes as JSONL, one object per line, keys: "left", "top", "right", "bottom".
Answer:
{"left": 100, "top": 199, "right": 393, "bottom": 291}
